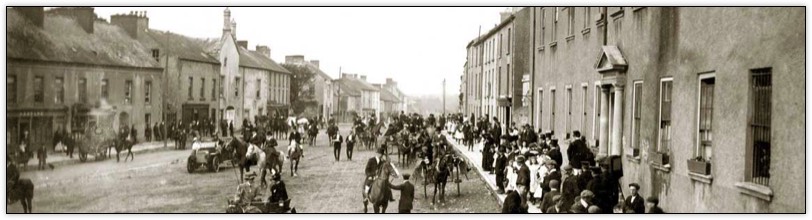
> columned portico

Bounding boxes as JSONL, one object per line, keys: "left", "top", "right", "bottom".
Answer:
{"left": 594, "top": 45, "right": 628, "bottom": 159}
{"left": 598, "top": 86, "right": 610, "bottom": 157}
{"left": 611, "top": 85, "right": 624, "bottom": 156}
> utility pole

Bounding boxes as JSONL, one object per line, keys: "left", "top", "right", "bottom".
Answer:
{"left": 442, "top": 78, "right": 446, "bottom": 115}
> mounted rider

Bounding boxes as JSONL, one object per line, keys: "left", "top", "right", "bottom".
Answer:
{"left": 364, "top": 148, "right": 395, "bottom": 202}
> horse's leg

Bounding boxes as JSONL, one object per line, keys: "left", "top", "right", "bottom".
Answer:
{"left": 363, "top": 200, "right": 369, "bottom": 213}
{"left": 128, "top": 146, "right": 134, "bottom": 161}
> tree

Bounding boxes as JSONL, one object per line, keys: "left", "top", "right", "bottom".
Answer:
{"left": 281, "top": 63, "right": 318, "bottom": 116}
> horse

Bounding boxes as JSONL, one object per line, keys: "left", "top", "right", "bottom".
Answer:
{"left": 306, "top": 124, "right": 318, "bottom": 145}
{"left": 110, "top": 132, "right": 134, "bottom": 162}
{"left": 432, "top": 153, "right": 455, "bottom": 205}
{"left": 225, "top": 137, "right": 249, "bottom": 179}
{"left": 259, "top": 139, "right": 285, "bottom": 186}
{"left": 396, "top": 139, "right": 411, "bottom": 167}
{"left": 363, "top": 159, "right": 399, "bottom": 213}
{"left": 287, "top": 141, "right": 303, "bottom": 177}
{"left": 7, "top": 178, "right": 34, "bottom": 213}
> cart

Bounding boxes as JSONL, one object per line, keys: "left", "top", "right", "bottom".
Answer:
{"left": 77, "top": 108, "right": 117, "bottom": 162}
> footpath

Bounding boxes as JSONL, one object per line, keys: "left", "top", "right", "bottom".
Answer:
{"left": 22, "top": 141, "right": 177, "bottom": 171}
{"left": 443, "top": 133, "right": 543, "bottom": 213}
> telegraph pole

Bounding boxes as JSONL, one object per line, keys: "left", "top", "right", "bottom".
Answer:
{"left": 442, "top": 78, "right": 446, "bottom": 115}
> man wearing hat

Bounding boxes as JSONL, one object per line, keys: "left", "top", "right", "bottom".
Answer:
{"left": 515, "top": 155, "right": 531, "bottom": 208}
{"left": 540, "top": 179, "right": 561, "bottom": 212}
{"left": 269, "top": 173, "right": 289, "bottom": 209}
{"left": 567, "top": 130, "right": 589, "bottom": 176}
{"left": 559, "top": 164, "right": 580, "bottom": 210}
{"left": 388, "top": 174, "right": 415, "bottom": 213}
{"left": 541, "top": 160, "right": 561, "bottom": 194}
{"left": 236, "top": 172, "right": 259, "bottom": 206}
{"left": 545, "top": 195, "right": 566, "bottom": 213}
{"left": 623, "top": 183, "right": 645, "bottom": 213}
{"left": 547, "top": 139, "right": 563, "bottom": 169}
{"left": 494, "top": 147, "right": 508, "bottom": 194}
{"left": 570, "top": 190, "right": 594, "bottom": 213}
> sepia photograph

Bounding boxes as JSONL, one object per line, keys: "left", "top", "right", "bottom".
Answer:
{"left": 4, "top": 3, "right": 807, "bottom": 214}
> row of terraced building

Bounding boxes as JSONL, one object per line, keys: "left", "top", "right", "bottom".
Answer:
{"left": 461, "top": 7, "right": 804, "bottom": 213}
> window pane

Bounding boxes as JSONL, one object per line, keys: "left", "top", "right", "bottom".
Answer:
{"left": 750, "top": 69, "right": 771, "bottom": 186}
{"left": 34, "top": 76, "right": 44, "bottom": 102}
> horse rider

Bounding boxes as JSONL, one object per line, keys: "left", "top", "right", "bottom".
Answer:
{"left": 364, "top": 148, "right": 395, "bottom": 202}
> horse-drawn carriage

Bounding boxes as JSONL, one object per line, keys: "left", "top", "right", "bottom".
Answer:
{"left": 187, "top": 137, "right": 235, "bottom": 173}
{"left": 73, "top": 108, "right": 119, "bottom": 162}
{"left": 226, "top": 198, "right": 296, "bottom": 213}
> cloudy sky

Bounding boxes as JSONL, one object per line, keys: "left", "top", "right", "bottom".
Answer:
{"left": 93, "top": 7, "right": 509, "bottom": 97}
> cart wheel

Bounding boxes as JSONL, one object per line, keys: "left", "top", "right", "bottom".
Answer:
{"left": 79, "top": 152, "right": 88, "bottom": 162}
{"left": 209, "top": 157, "right": 220, "bottom": 172}
{"left": 187, "top": 156, "right": 196, "bottom": 173}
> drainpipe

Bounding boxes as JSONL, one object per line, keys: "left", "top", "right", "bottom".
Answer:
{"left": 603, "top": 7, "right": 608, "bottom": 46}
{"left": 530, "top": 7, "right": 536, "bottom": 128}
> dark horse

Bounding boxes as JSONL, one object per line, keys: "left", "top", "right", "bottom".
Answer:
{"left": 224, "top": 137, "right": 249, "bottom": 179}
{"left": 7, "top": 179, "right": 34, "bottom": 213}
{"left": 432, "top": 153, "right": 455, "bottom": 205}
{"left": 363, "top": 159, "right": 398, "bottom": 213}
{"left": 110, "top": 131, "right": 134, "bottom": 162}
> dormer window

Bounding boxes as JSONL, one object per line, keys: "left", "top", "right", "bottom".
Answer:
{"left": 151, "top": 49, "right": 160, "bottom": 62}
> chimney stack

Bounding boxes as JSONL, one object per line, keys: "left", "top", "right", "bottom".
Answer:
{"left": 360, "top": 75, "right": 367, "bottom": 81}
{"left": 285, "top": 55, "right": 305, "bottom": 64}
{"left": 223, "top": 8, "right": 231, "bottom": 37}
{"left": 309, "top": 60, "right": 320, "bottom": 68}
{"left": 111, "top": 10, "right": 150, "bottom": 39}
{"left": 255, "top": 45, "right": 271, "bottom": 58}
{"left": 237, "top": 40, "right": 248, "bottom": 49}
{"left": 47, "top": 7, "right": 96, "bottom": 34}
{"left": 231, "top": 20, "right": 237, "bottom": 38}
{"left": 14, "top": 7, "right": 44, "bottom": 28}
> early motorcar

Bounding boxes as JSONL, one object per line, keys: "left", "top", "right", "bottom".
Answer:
{"left": 187, "top": 137, "right": 230, "bottom": 173}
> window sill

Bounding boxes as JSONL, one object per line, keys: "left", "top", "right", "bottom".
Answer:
{"left": 688, "top": 172, "right": 713, "bottom": 184}
{"left": 596, "top": 19, "right": 606, "bottom": 28}
{"left": 537, "top": 46, "right": 545, "bottom": 52}
{"left": 735, "top": 182, "right": 773, "bottom": 202}
{"left": 611, "top": 10, "right": 625, "bottom": 20}
{"left": 565, "top": 35, "right": 575, "bottom": 42}
{"left": 581, "top": 28, "right": 591, "bottom": 35}
{"left": 651, "top": 163, "right": 671, "bottom": 173}
{"left": 633, "top": 7, "right": 646, "bottom": 12}
{"left": 548, "top": 41, "right": 558, "bottom": 48}
{"left": 625, "top": 154, "right": 641, "bottom": 163}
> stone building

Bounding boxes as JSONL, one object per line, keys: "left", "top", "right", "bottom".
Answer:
{"left": 211, "top": 8, "right": 290, "bottom": 129}
{"left": 515, "top": 7, "right": 803, "bottom": 212}
{"left": 463, "top": 9, "right": 516, "bottom": 128}
{"left": 336, "top": 73, "right": 380, "bottom": 119}
{"left": 109, "top": 11, "right": 222, "bottom": 127}
{"left": 7, "top": 7, "right": 164, "bottom": 147}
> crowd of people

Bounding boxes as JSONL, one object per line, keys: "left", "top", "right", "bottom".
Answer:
{"left": 448, "top": 113, "right": 665, "bottom": 214}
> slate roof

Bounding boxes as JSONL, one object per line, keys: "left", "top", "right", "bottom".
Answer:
{"left": 143, "top": 30, "right": 220, "bottom": 64}
{"left": 379, "top": 88, "right": 400, "bottom": 102}
{"left": 336, "top": 79, "right": 361, "bottom": 96}
{"left": 237, "top": 46, "right": 291, "bottom": 74}
{"left": 6, "top": 8, "right": 160, "bottom": 68}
